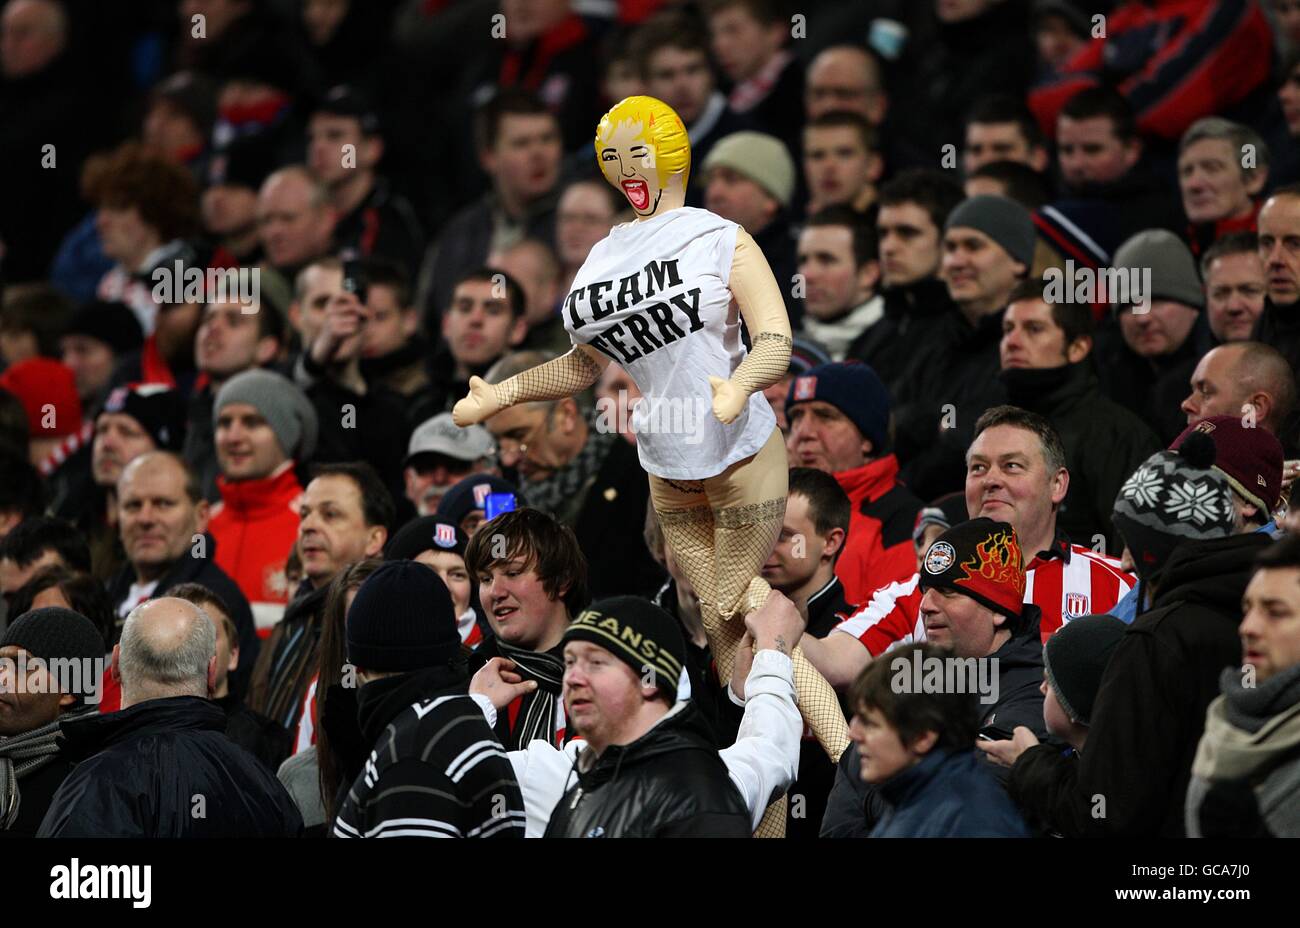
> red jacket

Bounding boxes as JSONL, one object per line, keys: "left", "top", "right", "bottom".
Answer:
{"left": 209, "top": 464, "right": 302, "bottom": 628}
{"left": 832, "top": 454, "right": 922, "bottom": 605}
{"left": 1029, "top": 0, "right": 1272, "bottom": 141}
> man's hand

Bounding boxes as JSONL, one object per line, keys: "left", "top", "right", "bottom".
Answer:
{"left": 452, "top": 376, "right": 502, "bottom": 427}
{"left": 1283, "top": 459, "right": 1300, "bottom": 494}
{"left": 730, "top": 630, "right": 756, "bottom": 700}
{"left": 469, "top": 657, "right": 536, "bottom": 710}
{"left": 744, "top": 590, "right": 806, "bottom": 657}
{"left": 310, "top": 290, "right": 369, "bottom": 367}
{"left": 708, "top": 375, "right": 747, "bottom": 424}
{"left": 975, "top": 725, "right": 1040, "bottom": 767}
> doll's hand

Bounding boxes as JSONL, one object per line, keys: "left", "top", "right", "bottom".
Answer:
{"left": 452, "top": 376, "right": 502, "bottom": 427}
{"left": 708, "top": 376, "right": 746, "bottom": 424}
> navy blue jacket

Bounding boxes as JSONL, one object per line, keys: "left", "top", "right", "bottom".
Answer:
{"left": 870, "top": 749, "right": 1029, "bottom": 838}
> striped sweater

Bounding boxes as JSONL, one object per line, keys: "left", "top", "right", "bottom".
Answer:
{"left": 334, "top": 693, "right": 526, "bottom": 839}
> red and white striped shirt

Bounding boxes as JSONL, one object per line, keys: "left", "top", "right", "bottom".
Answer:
{"left": 832, "top": 536, "right": 1134, "bottom": 654}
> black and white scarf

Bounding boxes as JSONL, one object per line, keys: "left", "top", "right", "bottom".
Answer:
{"left": 0, "top": 705, "right": 97, "bottom": 830}
{"left": 495, "top": 640, "right": 566, "bottom": 750}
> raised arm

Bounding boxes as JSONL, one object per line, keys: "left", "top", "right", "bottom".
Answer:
{"left": 709, "top": 228, "right": 793, "bottom": 423}
{"left": 452, "top": 343, "right": 608, "bottom": 427}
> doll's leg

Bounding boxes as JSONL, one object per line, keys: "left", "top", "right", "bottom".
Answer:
{"left": 711, "top": 429, "right": 850, "bottom": 763}
{"left": 648, "top": 477, "right": 720, "bottom": 633}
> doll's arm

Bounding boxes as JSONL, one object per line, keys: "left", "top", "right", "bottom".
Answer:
{"left": 452, "top": 344, "right": 607, "bottom": 427}
{"left": 709, "top": 228, "right": 792, "bottom": 423}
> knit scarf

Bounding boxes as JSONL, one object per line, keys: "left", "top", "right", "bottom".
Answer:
{"left": 520, "top": 414, "right": 616, "bottom": 520}
{"left": 0, "top": 705, "right": 97, "bottom": 830}
{"left": 1222, "top": 663, "right": 1300, "bottom": 734}
{"left": 495, "top": 639, "right": 565, "bottom": 750}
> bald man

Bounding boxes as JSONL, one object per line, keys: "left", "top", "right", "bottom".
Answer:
{"left": 257, "top": 166, "right": 338, "bottom": 276}
{"left": 37, "top": 598, "right": 302, "bottom": 836}
{"left": 1181, "top": 342, "right": 1297, "bottom": 438}
{"left": 0, "top": 0, "right": 66, "bottom": 80}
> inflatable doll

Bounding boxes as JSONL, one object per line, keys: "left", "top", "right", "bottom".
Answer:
{"left": 454, "top": 96, "right": 849, "bottom": 770}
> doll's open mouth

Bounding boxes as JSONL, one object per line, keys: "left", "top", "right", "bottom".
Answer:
{"left": 622, "top": 179, "right": 650, "bottom": 210}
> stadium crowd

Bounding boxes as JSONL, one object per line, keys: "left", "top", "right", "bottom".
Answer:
{"left": 2, "top": 0, "right": 1300, "bottom": 839}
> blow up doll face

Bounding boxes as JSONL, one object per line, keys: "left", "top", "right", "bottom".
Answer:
{"left": 595, "top": 96, "right": 690, "bottom": 220}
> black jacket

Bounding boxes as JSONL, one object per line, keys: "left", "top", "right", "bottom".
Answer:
{"left": 1002, "top": 361, "right": 1162, "bottom": 552}
{"left": 893, "top": 307, "right": 1007, "bottom": 501}
{"left": 0, "top": 754, "right": 73, "bottom": 839}
{"left": 650, "top": 578, "right": 737, "bottom": 749}
{"left": 1008, "top": 532, "right": 1270, "bottom": 837}
{"left": 571, "top": 437, "right": 666, "bottom": 600}
{"left": 1094, "top": 315, "right": 1212, "bottom": 445}
{"left": 847, "top": 277, "right": 956, "bottom": 391}
{"left": 247, "top": 581, "right": 331, "bottom": 730}
{"left": 106, "top": 535, "right": 259, "bottom": 698}
{"left": 1253, "top": 297, "right": 1300, "bottom": 390}
{"left": 544, "top": 700, "right": 751, "bottom": 838}
{"left": 37, "top": 696, "right": 303, "bottom": 837}
{"left": 819, "top": 608, "right": 1047, "bottom": 837}
{"left": 333, "top": 665, "right": 525, "bottom": 839}
{"left": 217, "top": 693, "right": 293, "bottom": 774}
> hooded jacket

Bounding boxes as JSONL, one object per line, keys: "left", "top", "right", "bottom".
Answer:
{"left": 1094, "top": 315, "right": 1213, "bottom": 444}
{"left": 1009, "top": 532, "right": 1270, "bottom": 837}
{"left": 1001, "top": 361, "right": 1161, "bottom": 552}
{"left": 544, "top": 700, "right": 752, "bottom": 838}
{"left": 871, "top": 749, "right": 1029, "bottom": 838}
{"left": 37, "top": 696, "right": 302, "bottom": 837}
{"left": 333, "top": 665, "right": 525, "bottom": 839}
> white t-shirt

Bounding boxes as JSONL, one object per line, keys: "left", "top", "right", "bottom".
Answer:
{"left": 563, "top": 207, "right": 776, "bottom": 480}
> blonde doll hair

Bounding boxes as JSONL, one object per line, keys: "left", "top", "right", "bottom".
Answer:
{"left": 595, "top": 95, "right": 691, "bottom": 191}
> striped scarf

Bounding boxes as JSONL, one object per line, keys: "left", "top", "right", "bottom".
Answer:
{"left": 521, "top": 413, "right": 616, "bottom": 522}
{"left": 0, "top": 706, "right": 97, "bottom": 830}
{"left": 495, "top": 640, "right": 565, "bottom": 749}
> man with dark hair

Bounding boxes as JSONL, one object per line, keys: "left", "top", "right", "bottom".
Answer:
{"left": 424, "top": 89, "right": 562, "bottom": 328}
{"left": 704, "top": 0, "right": 805, "bottom": 159}
{"left": 464, "top": 507, "right": 587, "bottom": 749}
{"left": 248, "top": 461, "right": 392, "bottom": 735}
{"left": 846, "top": 642, "right": 1029, "bottom": 838}
{"left": 481, "top": 350, "right": 663, "bottom": 600}
{"left": 784, "top": 362, "right": 920, "bottom": 607}
{"left": 797, "top": 207, "right": 879, "bottom": 359}
{"left": 334, "top": 561, "right": 526, "bottom": 839}
{"left": 59, "top": 301, "right": 144, "bottom": 411}
{"left": 630, "top": 9, "right": 753, "bottom": 196}
{"left": 1187, "top": 533, "right": 1300, "bottom": 837}
{"left": 1039, "top": 88, "right": 1184, "bottom": 261}
{"left": 0, "top": 453, "right": 44, "bottom": 544}
{"left": 964, "top": 161, "right": 1050, "bottom": 211}
{"left": 999, "top": 280, "right": 1161, "bottom": 551}
{"left": 6, "top": 565, "right": 114, "bottom": 647}
{"left": 0, "top": 516, "right": 90, "bottom": 598}
{"left": 0, "top": 607, "right": 106, "bottom": 837}
{"left": 963, "top": 94, "right": 1049, "bottom": 177}
{"left": 759, "top": 465, "right": 853, "bottom": 837}
{"left": 847, "top": 169, "right": 963, "bottom": 387}
{"left": 358, "top": 257, "right": 430, "bottom": 400}
{"left": 106, "top": 451, "right": 257, "bottom": 703}
{"left": 803, "top": 111, "right": 882, "bottom": 218}
{"left": 420, "top": 267, "right": 528, "bottom": 420}
{"left": 185, "top": 294, "right": 288, "bottom": 501}
{"left": 307, "top": 85, "right": 424, "bottom": 274}
{"left": 1202, "top": 231, "right": 1266, "bottom": 344}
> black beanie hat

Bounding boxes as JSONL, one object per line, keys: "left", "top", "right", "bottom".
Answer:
{"left": 346, "top": 561, "right": 463, "bottom": 672}
{"left": 64, "top": 301, "right": 145, "bottom": 357}
{"left": 0, "top": 607, "right": 107, "bottom": 707}
{"left": 1043, "top": 614, "right": 1127, "bottom": 726}
{"left": 563, "top": 597, "right": 686, "bottom": 698}
{"left": 385, "top": 516, "right": 468, "bottom": 561}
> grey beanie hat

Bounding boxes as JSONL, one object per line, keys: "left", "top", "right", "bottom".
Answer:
{"left": 945, "top": 194, "right": 1036, "bottom": 269}
{"left": 1112, "top": 229, "right": 1205, "bottom": 311}
{"left": 214, "top": 368, "right": 319, "bottom": 461}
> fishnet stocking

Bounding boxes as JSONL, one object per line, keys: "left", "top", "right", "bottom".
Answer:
{"left": 489, "top": 347, "right": 602, "bottom": 408}
{"left": 728, "top": 331, "right": 792, "bottom": 395}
